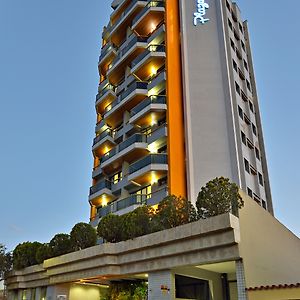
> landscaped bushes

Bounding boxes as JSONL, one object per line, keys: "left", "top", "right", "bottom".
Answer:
{"left": 12, "top": 222, "right": 97, "bottom": 270}
{"left": 12, "top": 177, "right": 244, "bottom": 269}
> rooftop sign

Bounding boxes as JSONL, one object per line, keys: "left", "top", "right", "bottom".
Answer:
{"left": 194, "top": 0, "right": 210, "bottom": 25}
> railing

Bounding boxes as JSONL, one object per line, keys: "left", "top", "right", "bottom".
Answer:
{"left": 129, "top": 154, "right": 167, "bottom": 174}
{"left": 131, "top": 44, "right": 165, "bottom": 68}
{"left": 96, "top": 186, "right": 168, "bottom": 218}
{"left": 130, "top": 95, "right": 166, "bottom": 117}
{"left": 96, "top": 84, "right": 115, "bottom": 102}
{"left": 109, "top": 36, "right": 148, "bottom": 69}
{"left": 132, "top": 0, "right": 165, "bottom": 26}
{"left": 93, "top": 129, "right": 114, "bottom": 146}
{"left": 111, "top": 0, "right": 140, "bottom": 31}
{"left": 90, "top": 179, "right": 111, "bottom": 195}
{"left": 103, "top": 81, "right": 148, "bottom": 115}
{"left": 99, "top": 43, "right": 117, "bottom": 62}
{"left": 119, "top": 133, "right": 146, "bottom": 152}
{"left": 101, "top": 147, "right": 117, "bottom": 163}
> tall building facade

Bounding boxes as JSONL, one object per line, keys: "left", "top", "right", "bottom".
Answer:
{"left": 89, "top": 0, "right": 273, "bottom": 225}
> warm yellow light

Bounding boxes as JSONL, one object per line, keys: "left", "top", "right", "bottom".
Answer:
{"left": 106, "top": 104, "right": 112, "bottom": 111}
{"left": 151, "top": 173, "right": 158, "bottom": 185}
{"left": 150, "top": 22, "right": 156, "bottom": 32}
{"left": 148, "top": 142, "right": 158, "bottom": 153}
{"left": 150, "top": 115, "right": 157, "bottom": 126}
{"left": 150, "top": 66, "right": 157, "bottom": 76}
{"left": 101, "top": 195, "right": 108, "bottom": 207}
{"left": 103, "top": 146, "right": 110, "bottom": 154}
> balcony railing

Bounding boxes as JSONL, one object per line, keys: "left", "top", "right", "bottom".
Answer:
{"left": 131, "top": 44, "right": 165, "bottom": 68}
{"left": 99, "top": 43, "right": 117, "bottom": 63}
{"left": 93, "top": 129, "right": 114, "bottom": 146}
{"left": 90, "top": 179, "right": 111, "bottom": 195}
{"left": 111, "top": 0, "right": 140, "bottom": 31}
{"left": 96, "top": 84, "right": 115, "bottom": 102}
{"left": 132, "top": 0, "right": 165, "bottom": 26}
{"left": 109, "top": 36, "right": 147, "bottom": 69}
{"left": 130, "top": 95, "right": 166, "bottom": 117}
{"left": 119, "top": 133, "right": 146, "bottom": 151}
{"left": 103, "top": 81, "right": 148, "bottom": 115}
{"left": 129, "top": 154, "right": 168, "bottom": 174}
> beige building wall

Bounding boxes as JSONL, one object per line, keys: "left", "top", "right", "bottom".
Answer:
{"left": 239, "top": 192, "right": 300, "bottom": 288}
{"left": 248, "top": 288, "right": 300, "bottom": 300}
{"left": 69, "top": 284, "right": 108, "bottom": 300}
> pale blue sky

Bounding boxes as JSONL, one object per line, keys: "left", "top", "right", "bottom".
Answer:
{"left": 0, "top": 0, "right": 299, "bottom": 251}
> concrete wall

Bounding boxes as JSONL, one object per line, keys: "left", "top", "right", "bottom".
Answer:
{"left": 69, "top": 284, "right": 108, "bottom": 300}
{"left": 239, "top": 192, "right": 300, "bottom": 288}
{"left": 248, "top": 288, "right": 300, "bottom": 300}
{"left": 179, "top": 0, "right": 240, "bottom": 204}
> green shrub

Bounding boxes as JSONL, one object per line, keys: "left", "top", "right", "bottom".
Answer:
{"left": 70, "top": 223, "right": 97, "bottom": 251}
{"left": 13, "top": 242, "right": 42, "bottom": 270}
{"left": 97, "top": 214, "right": 122, "bottom": 243}
{"left": 196, "top": 177, "right": 244, "bottom": 218}
{"left": 49, "top": 234, "right": 72, "bottom": 257}
{"left": 35, "top": 243, "right": 51, "bottom": 264}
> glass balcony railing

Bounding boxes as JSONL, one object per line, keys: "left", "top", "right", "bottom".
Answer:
{"left": 111, "top": 0, "right": 140, "bottom": 31}
{"left": 99, "top": 43, "right": 117, "bottom": 62}
{"left": 130, "top": 95, "right": 166, "bottom": 117}
{"left": 90, "top": 179, "right": 111, "bottom": 195}
{"left": 132, "top": 0, "right": 165, "bottom": 26}
{"left": 96, "top": 84, "right": 115, "bottom": 102}
{"left": 103, "top": 81, "right": 148, "bottom": 115}
{"left": 129, "top": 154, "right": 168, "bottom": 174}
{"left": 93, "top": 129, "right": 114, "bottom": 146}
{"left": 101, "top": 147, "right": 118, "bottom": 163}
{"left": 119, "top": 133, "right": 146, "bottom": 152}
{"left": 131, "top": 44, "right": 165, "bottom": 68}
{"left": 109, "top": 36, "right": 147, "bottom": 69}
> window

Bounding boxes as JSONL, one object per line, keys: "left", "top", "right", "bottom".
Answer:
{"left": 246, "top": 79, "right": 251, "bottom": 91}
{"left": 111, "top": 171, "right": 122, "bottom": 184}
{"left": 241, "top": 90, "right": 248, "bottom": 102}
{"left": 228, "top": 19, "right": 233, "bottom": 30}
{"left": 252, "top": 123, "right": 257, "bottom": 136}
{"left": 235, "top": 82, "right": 241, "bottom": 94}
{"left": 258, "top": 173, "right": 264, "bottom": 186}
{"left": 241, "top": 131, "right": 246, "bottom": 145}
{"left": 239, "top": 23, "right": 244, "bottom": 34}
{"left": 262, "top": 200, "right": 267, "bottom": 209}
{"left": 249, "top": 101, "right": 254, "bottom": 113}
{"left": 175, "top": 275, "right": 210, "bottom": 300}
{"left": 136, "top": 185, "right": 152, "bottom": 200}
{"left": 226, "top": 0, "right": 231, "bottom": 11}
{"left": 244, "top": 158, "right": 250, "bottom": 173}
{"left": 233, "top": 59, "right": 238, "bottom": 71}
{"left": 232, "top": 11, "right": 238, "bottom": 22}
{"left": 255, "top": 147, "right": 260, "bottom": 160}
{"left": 247, "top": 187, "right": 253, "bottom": 197}
{"left": 241, "top": 40, "right": 246, "bottom": 52}
{"left": 236, "top": 48, "right": 242, "bottom": 60}
{"left": 238, "top": 106, "right": 243, "bottom": 119}
{"left": 243, "top": 59, "right": 248, "bottom": 71}
{"left": 230, "top": 38, "right": 235, "bottom": 50}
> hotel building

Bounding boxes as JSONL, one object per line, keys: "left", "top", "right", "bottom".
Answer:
{"left": 89, "top": 0, "right": 273, "bottom": 225}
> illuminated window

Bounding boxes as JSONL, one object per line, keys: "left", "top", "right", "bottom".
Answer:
{"left": 111, "top": 171, "right": 122, "bottom": 184}
{"left": 136, "top": 185, "right": 152, "bottom": 199}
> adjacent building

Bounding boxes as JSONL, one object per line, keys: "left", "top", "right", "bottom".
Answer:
{"left": 89, "top": 0, "right": 273, "bottom": 227}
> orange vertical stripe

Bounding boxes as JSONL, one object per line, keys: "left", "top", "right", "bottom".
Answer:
{"left": 165, "top": 0, "right": 187, "bottom": 198}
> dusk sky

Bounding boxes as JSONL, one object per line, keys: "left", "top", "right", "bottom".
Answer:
{"left": 0, "top": 0, "right": 299, "bottom": 252}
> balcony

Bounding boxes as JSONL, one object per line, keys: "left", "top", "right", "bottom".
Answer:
{"left": 95, "top": 82, "right": 117, "bottom": 114}
{"left": 131, "top": 44, "right": 166, "bottom": 80}
{"left": 129, "top": 95, "right": 167, "bottom": 126}
{"left": 103, "top": 81, "right": 148, "bottom": 127}
{"left": 96, "top": 186, "right": 168, "bottom": 218}
{"left": 89, "top": 179, "right": 115, "bottom": 206}
{"left": 107, "top": 35, "right": 148, "bottom": 85}
{"left": 110, "top": 0, "right": 148, "bottom": 46}
{"left": 92, "top": 129, "right": 116, "bottom": 157}
{"left": 98, "top": 42, "right": 117, "bottom": 71}
{"left": 100, "top": 133, "right": 149, "bottom": 172}
{"left": 132, "top": 0, "right": 165, "bottom": 36}
{"left": 128, "top": 153, "right": 168, "bottom": 185}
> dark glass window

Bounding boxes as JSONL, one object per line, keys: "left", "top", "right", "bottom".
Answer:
{"left": 175, "top": 275, "right": 211, "bottom": 300}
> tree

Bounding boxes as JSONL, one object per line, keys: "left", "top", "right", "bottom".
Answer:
{"left": 13, "top": 242, "right": 42, "bottom": 270}
{"left": 196, "top": 177, "right": 244, "bottom": 218}
{"left": 121, "top": 206, "right": 152, "bottom": 240}
{"left": 0, "top": 244, "right": 12, "bottom": 281}
{"left": 49, "top": 234, "right": 72, "bottom": 257}
{"left": 97, "top": 214, "right": 122, "bottom": 243}
{"left": 70, "top": 223, "right": 97, "bottom": 251}
{"left": 153, "top": 195, "right": 198, "bottom": 229}
{"left": 35, "top": 243, "right": 52, "bottom": 264}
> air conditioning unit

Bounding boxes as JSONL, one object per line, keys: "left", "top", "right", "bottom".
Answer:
{"left": 57, "top": 295, "right": 67, "bottom": 300}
